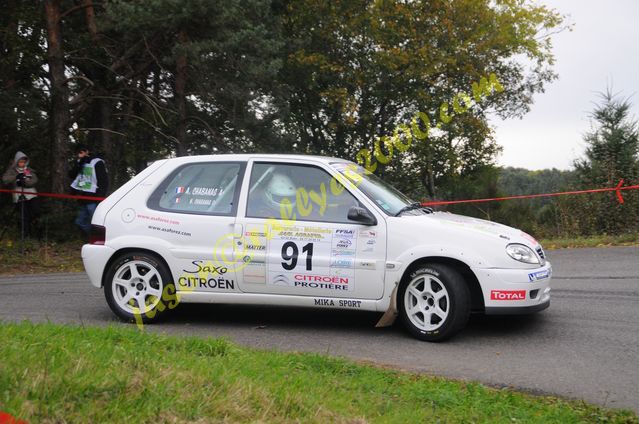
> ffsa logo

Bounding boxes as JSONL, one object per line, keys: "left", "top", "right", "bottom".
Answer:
{"left": 335, "top": 229, "right": 354, "bottom": 238}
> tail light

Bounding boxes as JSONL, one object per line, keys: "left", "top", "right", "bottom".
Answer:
{"left": 89, "top": 225, "right": 106, "bottom": 245}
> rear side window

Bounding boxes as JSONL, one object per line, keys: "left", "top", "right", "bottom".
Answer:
{"left": 148, "top": 162, "right": 245, "bottom": 216}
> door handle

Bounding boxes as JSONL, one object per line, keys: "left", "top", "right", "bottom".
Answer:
{"left": 233, "top": 223, "right": 243, "bottom": 246}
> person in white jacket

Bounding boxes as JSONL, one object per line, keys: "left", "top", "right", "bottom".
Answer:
{"left": 2, "top": 151, "right": 39, "bottom": 238}
{"left": 68, "top": 144, "right": 108, "bottom": 236}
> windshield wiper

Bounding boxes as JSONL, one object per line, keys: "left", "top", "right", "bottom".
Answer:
{"left": 395, "top": 202, "right": 433, "bottom": 216}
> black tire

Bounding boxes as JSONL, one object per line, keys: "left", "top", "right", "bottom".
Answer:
{"left": 104, "top": 251, "right": 177, "bottom": 324}
{"left": 398, "top": 263, "right": 470, "bottom": 342}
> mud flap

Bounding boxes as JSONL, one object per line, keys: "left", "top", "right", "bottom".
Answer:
{"left": 375, "top": 283, "right": 399, "bottom": 327}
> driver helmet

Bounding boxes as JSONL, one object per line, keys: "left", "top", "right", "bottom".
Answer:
{"left": 264, "top": 173, "right": 296, "bottom": 209}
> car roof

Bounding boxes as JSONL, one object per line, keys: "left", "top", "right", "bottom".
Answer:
{"left": 163, "top": 153, "right": 354, "bottom": 165}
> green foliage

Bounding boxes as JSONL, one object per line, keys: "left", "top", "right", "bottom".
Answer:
{"left": 499, "top": 167, "right": 576, "bottom": 198}
{"left": 104, "top": 0, "right": 285, "bottom": 152}
{"left": 432, "top": 119, "right": 639, "bottom": 239}
{"left": 541, "top": 232, "right": 639, "bottom": 249}
{"left": 0, "top": 0, "right": 566, "bottom": 231}
{"left": 428, "top": 165, "right": 587, "bottom": 238}
{"left": 571, "top": 91, "right": 639, "bottom": 235}
{"left": 575, "top": 91, "right": 639, "bottom": 186}
{"left": 1, "top": 322, "right": 636, "bottom": 423}
{"left": 0, "top": 1, "right": 50, "bottom": 186}
{"left": 495, "top": 167, "right": 576, "bottom": 237}
{"left": 0, "top": 238, "right": 84, "bottom": 275}
{"left": 281, "top": 0, "right": 564, "bottom": 197}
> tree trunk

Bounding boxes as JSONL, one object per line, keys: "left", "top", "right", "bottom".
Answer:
{"left": 422, "top": 163, "right": 435, "bottom": 198}
{"left": 1, "top": 0, "right": 18, "bottom": 153}
{"left": 83, "top": 0, "right": 99, "bottom": 42}
{"left": 113, "top": 85, "right": 136, "bottom": 185}
{"left": 83, "top": 0, "right": 116, "bottom": 191}
{"left": 44, "top": 0, "right": 70, "bottom": 195}
{"left": 174, "top": 31, "right": 188, "bottom": 156}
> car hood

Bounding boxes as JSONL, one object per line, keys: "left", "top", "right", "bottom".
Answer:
{"left": 399, "top": 211, "right": 540, "bottom": 248}
{"left": 386, "top": 211, "right": 544, "bottom": 269}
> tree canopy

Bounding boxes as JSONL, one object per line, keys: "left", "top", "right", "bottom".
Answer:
{"left": 1, "top": 0, "right": 564, "bottom": 200}
{"left": 572, "top": 91, "right": 639, "bottom": 234}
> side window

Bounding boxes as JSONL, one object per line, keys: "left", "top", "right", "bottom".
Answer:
{"left": 246, "top": 163, "right": 361, "bottom": 223}
{"left": 148, "top": 162, "right": 243, "bottom": 215}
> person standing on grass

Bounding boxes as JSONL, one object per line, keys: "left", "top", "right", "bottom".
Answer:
{"left": 69, "top": 145, "right": 108, "bottom": 236}
{"left": 2, "top": 151, "right": 39, "bottom": 238}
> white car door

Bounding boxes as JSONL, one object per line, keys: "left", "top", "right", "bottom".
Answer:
{"left": 234, "top": 159, "right": 387, "bottom": 300}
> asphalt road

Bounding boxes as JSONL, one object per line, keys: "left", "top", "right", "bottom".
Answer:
{"left": 1, "top": 246, "right": 638, "bottom": 412}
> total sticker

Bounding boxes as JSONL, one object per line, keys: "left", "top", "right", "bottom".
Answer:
{"left": 490, "top": 290, "right": 526, "bottom": 301}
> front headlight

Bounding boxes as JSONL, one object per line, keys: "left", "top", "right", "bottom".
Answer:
{"left": 506, "top": 243, "right": 540, "bottom": 264}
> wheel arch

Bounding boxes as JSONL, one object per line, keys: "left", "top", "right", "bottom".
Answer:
{"left": 376, "top": 255, "right": 485, "bottom": 327}
{"left": 101, "top": 247, "right": 173, "bottom": 288}
{"left": 401, "top": 256, "right": 485, "bottom": 312}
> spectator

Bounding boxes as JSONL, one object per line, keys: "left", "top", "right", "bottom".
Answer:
{"left": 69, "top": 145, "right": 108, "bottom": 235}
{"left": 2, "top": 151, "right": 39, "bottom": 238}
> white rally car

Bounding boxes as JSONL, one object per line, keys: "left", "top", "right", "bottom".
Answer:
{"left": 82, "top": 154, "right": 551, "bottom": 341}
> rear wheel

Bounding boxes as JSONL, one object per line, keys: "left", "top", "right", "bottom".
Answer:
{"left": 104, "top": 251, "right": 175, "bottom": 324}
{"left": 398, "top": 263, "right": 470, "bottom": 342}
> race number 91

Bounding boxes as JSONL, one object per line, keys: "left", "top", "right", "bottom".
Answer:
{"left": 281, "top": 241, "right": 314, "bottom": 271}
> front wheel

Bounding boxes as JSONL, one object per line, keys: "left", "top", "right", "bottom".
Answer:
{"left": 104, "top": 251, "right": 176, "bottom": 324}
{"left": 398, "top": 263, "right": 470, "bottom": 342}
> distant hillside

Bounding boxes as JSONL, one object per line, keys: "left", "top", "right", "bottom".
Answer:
{"left": 497, "top": 167, "right": 576, "bottom": 197}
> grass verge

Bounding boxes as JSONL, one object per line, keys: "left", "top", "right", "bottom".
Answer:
{"left": 0, "top": 322, "right": 636, "bottom": 423}
{"left": 0, "top": 239, "right": 84, "bottom": 275}
{"left": 540, "top": 232, "right": 639, "bottom": 249}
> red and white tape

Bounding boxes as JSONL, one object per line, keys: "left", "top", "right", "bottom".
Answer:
{"left": 422, "top": 179, "right": 638, "bottom": 207}
{"left": 0, "top": 189, "right": 105, "bottom": 202}
{"left": 2, "top": 179, "right": 637, "bottom": 207}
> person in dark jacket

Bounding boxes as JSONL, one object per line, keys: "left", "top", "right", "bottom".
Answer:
{"left": 2, "top": 151, "right": 39, "bottom": 237}
{"left": 69, "top": 145, "right": 108, "bottom": 235}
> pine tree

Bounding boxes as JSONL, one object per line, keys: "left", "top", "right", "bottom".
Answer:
{"left": 574, "top": 90, "right": 639, "bottom": 234}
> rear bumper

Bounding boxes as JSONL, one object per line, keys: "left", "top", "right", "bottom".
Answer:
{"left": 472, "top": 261, "right": 552, "bottom": 313}
{"left": 81, "top": 244, "right": 115, "bottom": 288}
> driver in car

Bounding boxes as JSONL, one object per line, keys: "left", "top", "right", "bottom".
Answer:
{"left": 251, "top": 173, "right": 297, "bottom": 219}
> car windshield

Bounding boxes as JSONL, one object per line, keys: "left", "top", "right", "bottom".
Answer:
{"left": 331, "top": 162, "right": 419, "bottom": 216}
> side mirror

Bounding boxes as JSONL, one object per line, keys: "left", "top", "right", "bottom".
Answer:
{"left": 347, "top": 206, "right": 377, "bottom": 226}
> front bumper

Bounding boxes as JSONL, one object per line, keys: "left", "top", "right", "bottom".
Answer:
{"left": 81, "top": 244, "right": 115, "bottom": 288}
{"left": 484, "top": 299, "right": 549, "bottom": 315}
{"left": 472, "top": 261, "right": 552, "bottom": 314}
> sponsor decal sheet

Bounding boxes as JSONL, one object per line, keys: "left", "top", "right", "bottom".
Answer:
{"left": 242, "top": 224, "right": 361, "bottom": 292}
